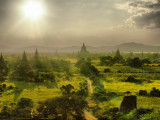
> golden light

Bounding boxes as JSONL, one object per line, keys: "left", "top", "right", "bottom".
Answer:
{"left": 23, "top": 1, "right": 44, "bottom": 20}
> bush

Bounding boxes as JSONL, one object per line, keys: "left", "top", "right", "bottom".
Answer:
{"left": 100, "top": 56, "right": 114, "bottom": 66}
{"left": 139, "top": 90, "right": 147, "bottom": 96}
{"left": 96, "top": 107, "right": 121, "bottom": 120}
{"left": 126, "top": 76, "right": 137, "bottom": 82}
{"left": 104, "top": 69, "right": 111, "bottom": 73}
{"left": 17, "top": 98, "right": 33, "bottom": 109}
{"left": 37, "top": 95, "right": 87, "bottom": 119}
{"left": 7, "top": 85, "right": 14, "bottom": 90}
{"left": 0, "top": 86, "right": 4, "bottom": 92}
{"left": 80, "top": 61, "right": 99, "bottom": 77}
{"left": 136, "top": 108, "right": 153, "bottom": 116}
{"left": 2, "top": 84, "right": 6, "bottom": 89}
{"left": 117, "top": 70, "right": 122, "bottom": 73}
{"left": 127, "top": 57, "right": 142, "bottom": 68}
{"left": 150, "top": 87, "right": 160, "bottom": 97}
{"left": 92, "top": 85, "right": 108, "bottom": 102}
{"left": 125, "top": 76, "right": 148, "bottom": 83}
{"left": 106, "top": 92, "right": 117, "bottom": 97}
{"left": 125, "top": 91, "right": 131, "bottom": 94}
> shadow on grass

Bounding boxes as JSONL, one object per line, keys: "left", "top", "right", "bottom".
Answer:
{"left": 7, "top": 79, "right": 57, "bottom": 101}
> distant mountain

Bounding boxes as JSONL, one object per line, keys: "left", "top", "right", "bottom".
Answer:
{"left": 116, "top": 42, "right": 160, "bottom": 52}
{"left": 0, "top": 42, "right": 160, "bottom": 53}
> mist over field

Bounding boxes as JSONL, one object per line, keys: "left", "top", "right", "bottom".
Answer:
{"left": 0, "top": 0, "right": 160, "bottom": 47}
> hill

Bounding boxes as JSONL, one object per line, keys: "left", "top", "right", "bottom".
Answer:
{"left": 0, "top": 42, "right": 160, "bottom": 53}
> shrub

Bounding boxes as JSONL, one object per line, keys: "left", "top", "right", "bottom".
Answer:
{"left": 2, "top": 84, "right": 6, "bottom": 89}
{"left": 7, "top": 85, "right": 14, "bottom": 90}
{"left": 126, "top": 76, "right": 137, "bottom": 82}
{"left": 92, "top": 85, "right": 108, "bottom": 102}
{"left": 150, "top": 87, "right": 160, "bottom": 97}
{"left": 104, "top": 68, "right": 111, "bottom": 73}
{"left": 80, "top": 61, "right": 99, "bottom": 77}
{"left": 17, "top": 98, "right": 33, "bottom": 109}
{"left": 117, "top": 70, "right": 122, "bottom": 73}
{"left": 37, "top": 95, "right": 87, "bottom": 119}
{"left": 125, "top": 91, "right": 131, "bottom": 94}
{"left": 127, "top": 57, "right": 142, "bottom": 68}
{"left": 0, "top": 86, "right": 4, "bottom": 92}
{"left": 106, "top": 92, "right": 117, "bottom": 97}
{"left": 139, "top": 90, "right": 147, "bottom": 96}
{"left": 136, "top": 108, "right": 153, "bottom": 115}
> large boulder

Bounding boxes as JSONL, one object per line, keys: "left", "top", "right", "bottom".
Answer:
{"left": 120, "top": 95, "right": 137, "bottom": 113}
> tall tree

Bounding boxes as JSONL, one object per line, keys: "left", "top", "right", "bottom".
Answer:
{"left": 33, "top": 49, "right": 43, "bottom": 71}
{"left": 13, "top": 52, "right": 35, "bottom": 82}
{"left": 113, "top": 49, "right": 124, "bottom": 64}
{"left": 0, "top": 54, "right": 8, "bottom": 81}
{"left": 35, "top": 49, "right": 39, "bottom": 60}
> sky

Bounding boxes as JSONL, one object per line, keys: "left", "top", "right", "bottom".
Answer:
{"left": 0, "top": 0, "right": 160, "bottom": 47}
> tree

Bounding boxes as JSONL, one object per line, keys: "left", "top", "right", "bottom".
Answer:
{"left": 80, "top": 61, "right": 99, "bottom": 76}
{"left": 141, "top": 58, "right": 151, "bottom": 65}
{"left": 77, "top": 80, "right": 88, "bottom": 97}
{"left": 13, "top": 52, "right": 35, "bottom": 82}
{"left": 129, "top": 51, "right": 134, "bottom": 58}
{"left": 127, "top": 57, "right": 143, "bottom": 68}
{"left": 37, "top": 84, "right": 87, "bottom": 119}
{"left": 33, "top": 49, "right": 43, "bottom": 72}
{"left": 17, "top": 98, "right": 33, "bottom": 109}
{"left": 100, "top": 56, "right": 113, "bottom": 66}
{"left": 113, "top": 49, "right": 124, "bottom": 64}
{"left": 60, "top": 84, "right": 75, "bottom": 95}
{"left": 0, "top": 54, "right": 9, "bottom": 81}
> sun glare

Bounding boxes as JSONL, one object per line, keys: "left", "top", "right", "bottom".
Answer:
{"left": 23, "top": 1, "right": 44, "bottom": 20}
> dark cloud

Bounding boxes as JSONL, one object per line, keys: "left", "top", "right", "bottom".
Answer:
{"left": 127, "top": 0, "right": 160, "bottom": 29}
{"left": 133, "top": 11, "right": 160, "bottom": 29}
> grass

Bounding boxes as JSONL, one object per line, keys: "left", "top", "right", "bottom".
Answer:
{"left": 103, "top": 80, "right": 160, "bottom": 93}
{"left": 96, "top": 64, "right": 160, "bottom": 112}
{"left": 0, "top": 74, "right": 84, "bottom": 107}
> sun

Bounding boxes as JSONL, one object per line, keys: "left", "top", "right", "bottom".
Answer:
{"left": 23, "top": 1, "right": 44, "bottom": 20}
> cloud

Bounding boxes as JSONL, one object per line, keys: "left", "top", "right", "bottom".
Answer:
{"left": 116, "top": 0, "right": 160, "bottom": 29}
{"left": 133, "top": 11, "right": 160, "bottom": 29}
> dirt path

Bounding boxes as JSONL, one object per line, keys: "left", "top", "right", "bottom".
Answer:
{"left": 85, "top": 78, "right": 97, "bottom": 120}
{"left": 84, "top": 111, "right": 97, "bottom": 120}
{"left": 87, "top": 79, "right": 93, "bottom": 94}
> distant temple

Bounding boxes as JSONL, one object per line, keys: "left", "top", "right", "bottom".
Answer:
{"left": 77, "top": 43, "right": 89, "bottom": 58}
{"left": 80, "top": 43, "right": 89, "bottom": 54}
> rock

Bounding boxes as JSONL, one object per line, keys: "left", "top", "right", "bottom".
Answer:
{"left": 120, "top": 95, "right": 137, "bottom": 113}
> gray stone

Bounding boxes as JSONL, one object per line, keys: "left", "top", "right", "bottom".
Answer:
{"left": 120, "top": 95, "right": 137, "bottom": 113}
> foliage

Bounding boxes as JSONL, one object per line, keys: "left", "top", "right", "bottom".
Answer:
{"left": 0, "top": 54, "right": 9, "bottom": 81}
{"left": 77, "top": 80, "right": 88, "bottom": 97}
{"left": 126, "top": 57, "right": 151, "bottom": 68}
{"left": 113, "top": 49, "right": 125, "bottom": 64}
{"left": 104, "top": 68, "right": 111, "bottom": 73}
{"left": 94, "top": 106, "right": 122, "bottom": 120}
{"left": 51, "top": 59, "right": 71, "bottom": 74}
{"left": 139, "top": 90, "right": 148, "bottom": 96}
{"left": 150, "top": 87, "right": 160, "bottom": 97}
{"left": 100, "top": 56, "right": 114, "bottom": 66}
{"left": 80, "top": 61, "right": 99, "bottom": 77}
{"left": 60, "top": 84, "right": 75, "bottom": 95}
{"left": 17, "top": 98, "right": 34, "bottom": 109}
{"left": 92, "top": 84, "right": 108, "bottom": 102}
{"left": 37, "top": 84, "right": 87, "bottom": 119}
{"left": 12, "top": 52, "right": 35, "bottom": 82}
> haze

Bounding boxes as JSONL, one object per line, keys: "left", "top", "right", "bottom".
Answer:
{"left": 0, "top": 0, "right": 160, "bottom": 47}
